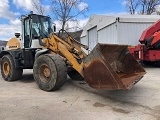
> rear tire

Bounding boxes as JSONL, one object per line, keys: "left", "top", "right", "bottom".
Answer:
{"left": 1, "top": 55, "right": 23, "bottom": 81}
{"left": 67, "top": 67, "right": 84, "bottom": 81}
{"left": 33, "top": 54, "right": 67, "bottom": 91}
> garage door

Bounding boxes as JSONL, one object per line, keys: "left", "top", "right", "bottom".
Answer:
{"left": 88, "top": 26, "right": 97, "bottom": 50}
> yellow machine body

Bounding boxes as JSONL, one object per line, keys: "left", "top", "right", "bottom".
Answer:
{"left": 6, "top": 38, "right": 21, "bottom": 50}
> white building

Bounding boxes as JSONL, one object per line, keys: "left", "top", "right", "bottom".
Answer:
{"left": 81, "top": 14, "right": 160, "bottom": 52}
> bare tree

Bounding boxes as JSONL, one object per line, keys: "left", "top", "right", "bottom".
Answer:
{"left": 124, "top": 0, "right": 160, "bottom": 14}
{"left": 50, "top": 0, "right": 88, "bottom": 31}
{"left": 32, "top": 0, "right": 44, "bottom": 15}
{"left": 124, "top": 0, "right": 140, "bottom": 14}
{"left": 139, "top": 0, "right": 160, "bottom": 14}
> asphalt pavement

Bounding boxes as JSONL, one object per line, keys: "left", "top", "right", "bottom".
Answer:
{"left": 0, "top": 67, "right": 160, "bottom": 120}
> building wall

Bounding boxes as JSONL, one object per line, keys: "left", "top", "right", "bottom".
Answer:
{"left": 83, "top": 21, "right": 154, "bottom": 51}
{"left": 81, "top": 15, "right": 160, "bottom": 52}
{"left": 88, "top": 26, "right": 97, "bottom": 50}
{"left": 98, "top": 22, "right": 154, "bottom": 46}
{"left": 98, "top": 23, "right": 117, "bottom": 44}
{"left": 117, "top": 22, "right": 153, "bottom": 45}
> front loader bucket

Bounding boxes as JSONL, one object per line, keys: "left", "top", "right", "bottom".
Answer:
{"left": 83, "top": 43, "right": 146, "bottom": 90}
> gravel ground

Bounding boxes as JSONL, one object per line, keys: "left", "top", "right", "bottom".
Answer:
{"left": 0, "top": 67, "right": 160, "bottom": 120}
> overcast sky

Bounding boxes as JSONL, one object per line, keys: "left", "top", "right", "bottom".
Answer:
{"left": 0, "top": 0, "right": 125, "bottom": 40}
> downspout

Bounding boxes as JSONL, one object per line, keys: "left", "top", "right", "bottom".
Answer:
{"left": 116, "top": 17, "right": 120, "bottom": 44}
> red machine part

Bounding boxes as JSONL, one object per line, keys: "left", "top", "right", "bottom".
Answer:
{"left": 139, "top": 19, "right": 160, "bottom": 44}
{"left": 128, "top": 19, "right": 160, "bottom": 63}
{"left": 129, "top": 45, "right": 160, "bottom": 62}
{"left": 151, "top": 31, "right": 160, "bottom": 47}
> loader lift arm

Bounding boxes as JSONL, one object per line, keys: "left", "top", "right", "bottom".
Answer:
{"left": 39, "top": 29, "right": 88, "bottom": 76}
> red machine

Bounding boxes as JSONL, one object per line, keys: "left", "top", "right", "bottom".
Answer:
{"left": 129, "top": 19, "right": 160, "bottom": 65}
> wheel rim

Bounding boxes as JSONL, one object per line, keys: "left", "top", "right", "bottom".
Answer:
{"left": 3, "top": 62, "right": 10, "bottom": 76}
{"left": 39, "top": 64, "right": 51, "bottom": 83}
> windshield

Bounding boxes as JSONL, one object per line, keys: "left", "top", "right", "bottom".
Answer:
{"left": 32, "top": 15, "right": 52, "bottom": 38}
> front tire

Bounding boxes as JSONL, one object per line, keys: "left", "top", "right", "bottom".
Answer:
{"left": 33, "top": 54, "right": 67, "bottom": 91}
{"left": 1, "top": 55, "right": 23, "bottom": 81}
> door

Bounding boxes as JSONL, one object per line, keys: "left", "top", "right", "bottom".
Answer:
{"left": 88, "top": 26, "right": 97, "bottom": 50}
{"left": 24, "top": 18, "right": 31, "bottom": 48}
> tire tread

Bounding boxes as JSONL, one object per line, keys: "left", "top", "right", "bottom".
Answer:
{"left": 1, "top": 55, "right": 23, "bottom": 81}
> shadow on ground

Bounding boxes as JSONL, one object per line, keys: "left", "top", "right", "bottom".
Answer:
{"left": 20, "top": 73, "right": 34, "bottom": 83}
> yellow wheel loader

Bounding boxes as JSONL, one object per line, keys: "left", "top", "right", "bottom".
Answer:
{"left": 0, "top": 13, "right": 146, "bottom": 91}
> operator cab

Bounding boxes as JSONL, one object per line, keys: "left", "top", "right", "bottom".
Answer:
{"left": 21, "top": 13, "right": 53, "bottom": 48}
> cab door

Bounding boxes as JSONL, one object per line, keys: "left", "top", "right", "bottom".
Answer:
{"left": 22, "top": 17, "right": 35, "bottom": 68}
{"left": 24, "top": 18, "right": 31, "bottom": 48}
